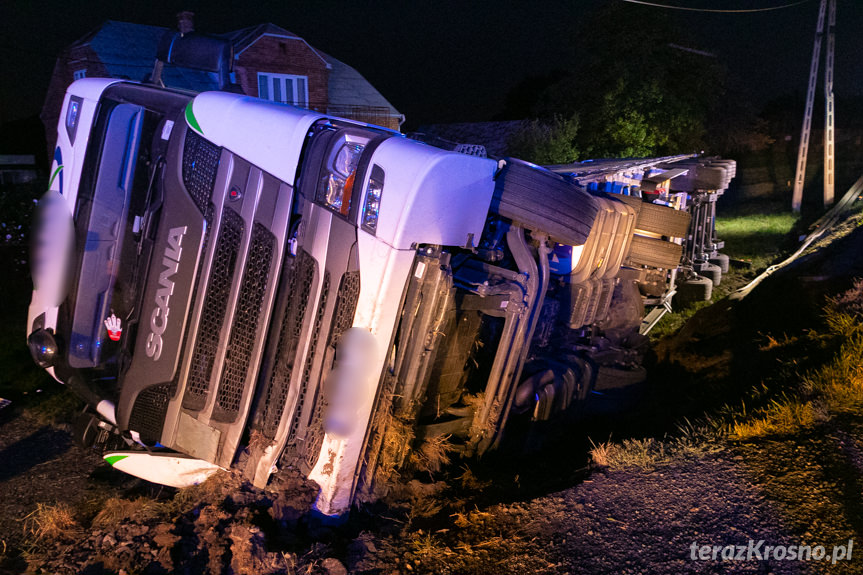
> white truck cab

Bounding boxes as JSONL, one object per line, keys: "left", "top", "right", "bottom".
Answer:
{"left": 29, "top": 80, "right": 734, "bottom": 516}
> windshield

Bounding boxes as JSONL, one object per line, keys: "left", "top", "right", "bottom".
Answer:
{"left": 66, "top": 102, "right": 163, "bottom": 369}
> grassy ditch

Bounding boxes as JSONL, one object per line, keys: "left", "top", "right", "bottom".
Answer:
{"left": 649, "top": 199, "right": 801, "bottom": 341}
{"left": 588, "top": 267, "right": 863, "bottom": 573}
{"left": 715, "top": 200, "right": 801, "bottom": 273}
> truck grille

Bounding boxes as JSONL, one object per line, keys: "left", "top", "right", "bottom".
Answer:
{"left": 182, "top": 130, "right": 221, "bottom": 213}
{"left": 259, "top": 250, "right": 316, "bottom": 439}
{"left": 128, "top": 383, "right": 172, "bottom": 445}
{"left": 301, "top": 271, "right": 362, "bottom": 469}
{"left": 183, "top": 207, "right": 244, "bottom": 411}
{"left": 213, "top": 223, "right": 275, "bottom": 422}
{"left": 329, "top": 271, "right": 361, "bottom": 348}
{"left": 282, "top": 271, "right": 329, "bottom": 469}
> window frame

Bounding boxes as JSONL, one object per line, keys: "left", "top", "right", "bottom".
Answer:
{"left": 256, "top": 72, "right": 309, "bottom": 107}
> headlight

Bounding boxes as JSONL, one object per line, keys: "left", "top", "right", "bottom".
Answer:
{"left": 361, "top": 165, "right": 385, "bottom": 234}
{"left": 28, "top": 328, "right": 59, "bottom": 368}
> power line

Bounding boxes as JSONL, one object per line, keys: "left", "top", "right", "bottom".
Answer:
{"left": 622, "top": 0, "right": 812, "bottom": 13}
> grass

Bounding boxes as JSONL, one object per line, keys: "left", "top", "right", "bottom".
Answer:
{"left": 731, "top": 296, "right": 863, "bottom": 439}
{"left": 715, "top": 206, "right": 800, "bottom": 271}
{"left": 649, "top": 200, "right": 800, "bottom": 341}
{"left": 600, "top": 277, "right": 863, "bottom": 463}
{"left": 589, "top": 418, "right": 726, "bottom": 471}
{"left": 409, "top": 434, "right": 457, "bottom": 475}
{"left": 91, "top": 496, "right": 166, "bottom": 527}
{"left": 22, "top": 503, "right": 79, "bottom": 541}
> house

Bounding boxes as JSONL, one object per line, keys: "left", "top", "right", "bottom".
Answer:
{"left": 42, "top": 14, "right": 403, "bottom": 153}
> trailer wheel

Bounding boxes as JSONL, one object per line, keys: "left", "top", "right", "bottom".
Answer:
{"left": 634, "top": 202, "right": 691, "bottom": 237}
{"left": 694, "top": 166, "right": 730, "bottom": 190}
{"left": 676, "top": 276, "right": 712, "bottom": 308}
{"left": 493, "top": 159, "right": 599, "bottom": 246}
{"left": 625, "top": 235, "right": 683, "bottom": 270}
{"left": 701, "top": 262, "right": 722, "bottom": 287}
{"left": 709, "top": 253, "right": 730, "bottom": 274}
{"left": 605, "top": 193, "right": 642, "bottom": 214}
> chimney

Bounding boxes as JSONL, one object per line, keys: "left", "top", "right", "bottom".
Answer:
{"left": 177, "top": 11, "right": 195, "bottom": 36}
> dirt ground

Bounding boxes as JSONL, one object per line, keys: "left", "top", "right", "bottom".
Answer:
{"left": 3, "top": 211, "right": 863, "bottom": 574}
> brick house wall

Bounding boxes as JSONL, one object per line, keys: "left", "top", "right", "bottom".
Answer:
{"left": 41, "top": 44, "right": 109, "bottom": 154}
{"left": 233, "top": 35, "right": 329, "bottom": 112}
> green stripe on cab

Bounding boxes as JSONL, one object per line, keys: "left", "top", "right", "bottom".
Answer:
{"left": 104, "top": 454, "right": 128, "bottom": 466}
{"left": 185, "top": 101, "right": 203, "bottom": 134}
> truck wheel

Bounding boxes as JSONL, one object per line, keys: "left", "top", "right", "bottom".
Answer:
{"left": 701, "top": 262, "right": 722, "bottom": 287}
{"left": 625, "top": 236, "right": 683, "bottom": 270}
{"left": 709, "top": 253, "right": 730, "bottom": 274}
{"left": 605, "top": 193, "right": 642, "bottom": 214}
{"left": 676, "top": 276, "right": 712, "bottom": 308}
{"left": 634, "top": 202, "right": 691, "bottom": 237}
{"left": 694, "top": 165, "right": 730, "bottom": 190}
{"left": 493, "top": 159, "right": 599, "bottom": 246}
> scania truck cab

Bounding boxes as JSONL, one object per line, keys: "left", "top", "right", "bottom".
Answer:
{"left": 29, "top": 79, "right": 734, "bottom": 516}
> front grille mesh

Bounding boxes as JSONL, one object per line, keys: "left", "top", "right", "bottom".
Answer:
{"left": 214, "top": 223, "right": 275, "bottom": 422}
{"left": 329, "top": 272, "right": 361, "bottom": 348}
{"left": 281, "top": 271, "right": 330, "bottom": 468}
{"left": 183, "top": 208, "right": 244, "bottom": 411}
{"left": 260, "top": 250, "right": 316, "bottom": 439}
{"left": 182, "top": 130, "right": 221, "bottom": 213}
{"left": 128, "top": 383, "right": 172, "bottom": 445}
{"left": 301, "top": 271, "right": 362, "bottom": 468}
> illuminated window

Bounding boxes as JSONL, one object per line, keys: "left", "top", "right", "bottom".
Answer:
{"left": 73, "top": 69, "right": 87, "bottom": 81}
{"left": 257, "top": 72, "right": 308, "bottom": 107}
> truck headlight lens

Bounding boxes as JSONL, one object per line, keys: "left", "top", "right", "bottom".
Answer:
{"left": 65, "top": 96, "right": 83, "bottom": 144}
{"left": 28, "top": 328, "right": 59, "bottom": 368}
{"left": 361, "top": 165, "right": 385, "bottom": 234}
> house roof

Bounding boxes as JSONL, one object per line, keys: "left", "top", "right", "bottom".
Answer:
{"left": 227, "top": 23, "right": 400, "bottom": 118}
{"left": 317, "top": 50, "right": 401, "bottom": 118}
{"left": 79, "top": 21, "right": 220, "bottom": 92}
{"left": 416, "top": 121, "right": 527, "bottom": 158}
{"left": 64, "top": 20, "right": 402, "bottom": 119}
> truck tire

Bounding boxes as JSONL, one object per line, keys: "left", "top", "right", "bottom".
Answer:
{"left": 625, "top": 236, "right": 683, "bottom": 270}
{"left": 676, "top": 276, "right": 712, "bottom": 308}
{"left": 709, "top": 253, "right": 730, "bottom": 274}
{"left": 634, "top": 202, "right": 691, "bottom": 238}
{"left": 604, "top": 193, "right": 642, "bottom": 215}
{"left": 694, "top": 166, "right": 730, "bottom": 190}
{"left": 701, "top": 262, "right": 722, "bottom": 287}
{"left": 493, "top": 159, "right": 599, "bottom": 246}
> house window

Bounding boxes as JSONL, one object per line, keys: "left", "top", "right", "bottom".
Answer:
{"left": 257, "top": 73, "right": 308, "bottom": 108}
{"left": 73, "top": 69, "right": 87, "bottom": 81}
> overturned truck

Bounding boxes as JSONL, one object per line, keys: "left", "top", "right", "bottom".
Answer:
{"left": 28, "top": 79, "right": 735, "bottom": 515}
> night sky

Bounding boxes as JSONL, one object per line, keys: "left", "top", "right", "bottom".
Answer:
{"left": 1, "top": 0, "right": 862, "bottom": 129}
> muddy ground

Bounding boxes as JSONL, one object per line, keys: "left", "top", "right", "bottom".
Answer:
{"left": 3, "top": 209, "right": 863, "bottom": 574}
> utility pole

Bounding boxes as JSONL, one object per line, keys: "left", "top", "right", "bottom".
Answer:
{"left": 792, "top": 0, "right": 836, "bottom": 212}
{"left": 823, "top": 0, "right": 836, "bottom": 207}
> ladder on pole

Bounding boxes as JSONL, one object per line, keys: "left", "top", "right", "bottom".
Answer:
{"left": 824, "top": 0, "right": 836, "bottom": 208}
{"left": 792, "top": 0, "right": 827, "bottom": 213}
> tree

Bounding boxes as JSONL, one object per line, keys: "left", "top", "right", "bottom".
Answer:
{"left": 521, "top": 2, "right": 728, "bottom": 158}
{"left": 507, "top": 113, "right": 580, "bottom": 165}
